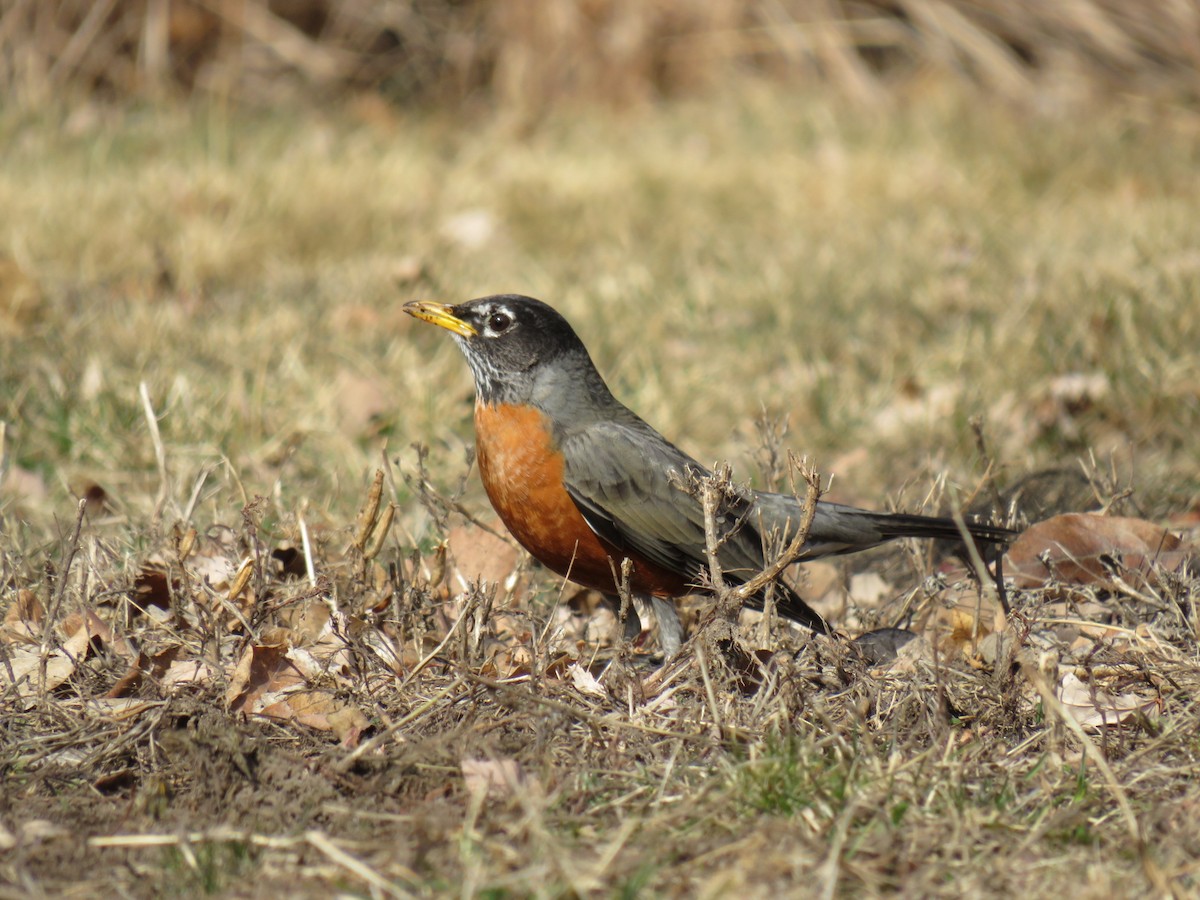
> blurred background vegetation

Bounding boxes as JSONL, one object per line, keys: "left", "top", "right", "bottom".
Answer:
{"left": 4, "top": 0, "right": 1200, "bottom": 111}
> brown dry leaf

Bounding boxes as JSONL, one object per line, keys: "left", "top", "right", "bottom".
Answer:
{"left": 2, "top": 589, "right": 45, "bottom": 643}
{"left": 225, "top": 641, "right": 300, "bottom": 709}
{"left": 487, "top": 643, "right": 535, "bottom": 679}
{"left": 568, "top": 662, "right": 608, "bottom": 699}
{"left": 259, "top": 690, "right": 369, "bottom": 743}
{"left": 57, "top": 608, "right": 134, "bottom": 661}
{"left": 136, "top": 642, "right": 216, "bottom": 692}
{"left": 226, "top": 636, "right": 367, "bottom": 741}
{"left": 326, "top": 705, "right": 369, "bottom": 746}
{"left": 1057, "top": 671, "right": 1159, "bottom": 730}
{"left": 301, "top": 608, "right": 357, "bottom": 673}
{"left": 0, "top": 255, "right": 43, "bottom": 335}
{"left": 75, "top": 480, "right": 110, "bottom": 514}
{"left": 922, "top": 581, "right": 1006, "bottom": 658}
{"left": 446, "top": 523, "right": 522, "bottom": 595}
{"left": 190, "top": 549, "right": 237, "bottom": 591}
{"left": 0, "top": 621, "right": 92, "bottom": 698}
{"left": 461, "top": 757, "right": 530, "bottom": 799}
{"left": 106, "top": 654, "right": 148, "bottom": 698}
{"left": 82, "top": 697, "right": 162, "bottom": 720}
{"left": 1007, "top": 513, "right": 1185, "bottom": 589}
{"left": 131, "top": 567, "right": 175, "bottom": 614}
{"left": 161, "top": 657, "right": 217, "bottom": 691}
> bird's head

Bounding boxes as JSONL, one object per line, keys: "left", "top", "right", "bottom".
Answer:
{"left": 404, "top": 294, "right": 601, "bottom": 408}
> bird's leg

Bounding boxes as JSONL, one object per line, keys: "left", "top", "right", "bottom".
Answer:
{"left": 604, "top": 557, "right": 642, "bottom": 646}
{"left": 646, "top": 596, "right": 684, "bottom": 658}
{"left": 950, "top": 508, "right": 1010, "bottom": 615}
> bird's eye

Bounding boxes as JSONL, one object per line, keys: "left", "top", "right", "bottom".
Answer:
{"left": 487, "top": 310, "right": 513, "bottom": 333}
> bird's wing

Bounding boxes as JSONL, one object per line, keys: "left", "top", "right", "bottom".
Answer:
{"left": 560, "top": 420, "right": 769, "bottom": 583}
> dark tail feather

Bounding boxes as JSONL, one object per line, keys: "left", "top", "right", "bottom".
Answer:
{"left": 741, "top": 580, "right": 830, "bottom": 634}
{"left": 868, "top": 512, "right": 1017, "bottom": 546}
{"left": 743, "top": 512, "right": 1015, "bottom": 632}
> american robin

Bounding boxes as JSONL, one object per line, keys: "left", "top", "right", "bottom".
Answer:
{"left": 405, "top": 294, "right": 1013, "bottom": 655}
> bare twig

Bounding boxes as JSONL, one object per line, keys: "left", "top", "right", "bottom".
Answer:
{"left": 298, "top": 508, "right": 317, "bottom": 589}
{"left": 305, "top": 830, "right": 413, "bottom": 897}
{"left": 727, "top": 458, "right": 822, "bottom": 605}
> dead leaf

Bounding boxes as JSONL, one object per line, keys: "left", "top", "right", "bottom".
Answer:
{"left": 568, "top": 662, "right": 608, "bottom": 698}
{"left": 226, "top": 636, "right": 367, "bottom": 741}
{"left": 106, "top": 654, "right": 147, "bottom": 698}
{"left": 0, "top": 621, "right": 92, "bottom": 698}
{"left": 446, "top": 523, "right": 522, "bottom": 595}
{"left": 75, "top": 480, "right": 109, "bottom": 514}
{"left": 922, "top": 580, "right": 1006, "bottom": 658}
{"left": 1057, "top": 671, "right": 1158, "bottom": 730}
{"left": 131, "top": 567, "right": 175, "bottom": 614}
{"left": 161, "top": 656, "right": 216, "bottom": 691}
{"left": 1007, "top": 513, "right": 1185, "bottom": 589}
{"left": 259, "top": 689, "right": 369, "bottom": 742}
{"left": 461, "top": 757, "right": 528, "bottom": 799}
{"left": 190, "top": 551, "right": 237, "bottom": 591}
{"left": 225, "top": 641, "right": 298, "bottom": 709}
{"left": 83, "top": 697, "right": 161, "bottom": 720}
{"left": 2, "top": 589, "right": 45, "bottom": 643}
{"left": 108, "top": 645, "right": 199, "bottom": 697}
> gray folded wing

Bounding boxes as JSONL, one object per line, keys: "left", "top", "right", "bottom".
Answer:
{"left": 559, "top": 420, "right": 773, "bottom": 585}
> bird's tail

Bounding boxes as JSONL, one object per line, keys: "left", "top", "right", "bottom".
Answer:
{"left": 743, "top": 496, "right": 1016, "bottom": 632}
{"left": 861, "top": 510, "right": 1016, "bottom": 546}
{"left": 752, "top": 493, "right": 1017, "bottom": 559}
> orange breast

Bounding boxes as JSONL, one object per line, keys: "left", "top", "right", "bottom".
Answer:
{"left": 473, "top": 402, "right": 686, "bottom": 598}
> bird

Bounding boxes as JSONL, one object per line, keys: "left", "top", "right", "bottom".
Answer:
{"left": 405, "top": 294, "right": 1014, "bottom": 655}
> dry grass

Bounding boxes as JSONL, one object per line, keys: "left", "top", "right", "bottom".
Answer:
{"left": 2, "top": 84, "right": 1200, "bottom": 896}
{"left": 5, "top": 1, "right": 1200, "bottom": 110}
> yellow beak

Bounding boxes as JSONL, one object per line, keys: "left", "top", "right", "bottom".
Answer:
{"left": 403, "top": 301, "right": 477, "bottom": 338}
